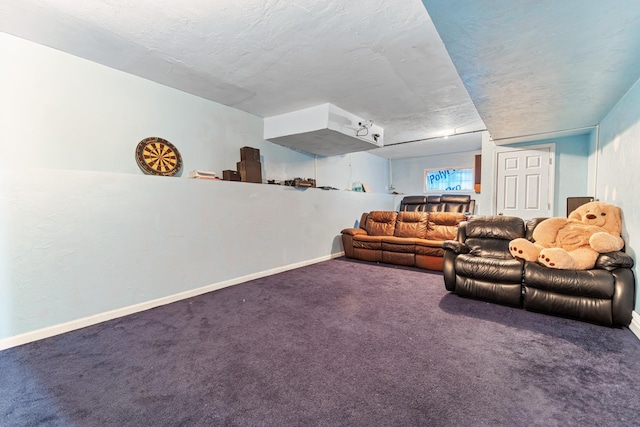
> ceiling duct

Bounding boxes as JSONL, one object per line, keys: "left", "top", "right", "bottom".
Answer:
{"left": 264, "top": 103, "right": 384, "bottom": 157}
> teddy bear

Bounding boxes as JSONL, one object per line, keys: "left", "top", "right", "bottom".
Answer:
{"left": 508, "top": 201, "right": 624, "bottom": 270}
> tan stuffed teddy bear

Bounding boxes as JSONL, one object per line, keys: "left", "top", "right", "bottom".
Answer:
{"left": 509, "top": 201, "right": 624, "bottom": 269}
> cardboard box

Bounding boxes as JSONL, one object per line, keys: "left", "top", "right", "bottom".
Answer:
{"left": 222, "top": 170, "right": 241, "bottom": 181}
{"left": 237, "top": 160, "right": 262, "bottom": 183}
{"left": 240, "top": 146, "right": 261, "bottom": 162}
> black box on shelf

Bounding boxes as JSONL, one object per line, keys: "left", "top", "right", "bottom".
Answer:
{"left": 240, "top": 146, "right": 261, "bottom": 162}
{"left": 222, "top": 170, "right": 241, "bottom": 181}
{"left": 237, "top": 160, "right": 262, "bottom": 183}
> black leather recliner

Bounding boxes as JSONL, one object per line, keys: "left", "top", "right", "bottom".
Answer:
{"left": 400, "top": 195, "right": 475, "bottom": 214}
{"left": 443, "top": 215, "right": 636, "bottom": 326}
{"left": 443, "top": 216, "right": 526, "bottom": 307}
{"left": 399, "top": 196, "right": 428, "bottom": 212}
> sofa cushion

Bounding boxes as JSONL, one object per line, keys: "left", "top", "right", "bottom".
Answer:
{"left": 425, "top": 212, "right": 467, "bottom": 240}
{"left": 524, "top": 262, "right": 614, "bottom": 299}
{"left": 394, "top": 211, "right": 429, "bottom": 238}
{"left": 365, "top": 211, "right": 398, "bottom": 236}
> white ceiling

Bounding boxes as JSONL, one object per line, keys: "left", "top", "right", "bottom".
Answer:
{"left": 423, "top": 0, "right": 640, "bottom": 144}
{"left": 1, "top": 0, "right": 639, "bottom": 158}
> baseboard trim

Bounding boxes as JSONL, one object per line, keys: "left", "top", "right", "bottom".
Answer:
{"left": 0, "top": 252, "right": 345, "bottom": 351}
{"left": 629, "top": 311, "right": 640, "bottom": 341}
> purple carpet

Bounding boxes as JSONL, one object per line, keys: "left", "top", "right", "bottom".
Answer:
{"left": 2, "top": 257, "right": 640, "bottom": 426}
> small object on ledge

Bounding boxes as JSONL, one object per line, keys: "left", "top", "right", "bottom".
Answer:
{"left": 189, "top": 170, "right": 218, "bottom": 180}
{"left": 240, "top": 146, "right": 261, "bottom": 162}
{"left": 284, "top": 178, "right": 316, "bottom": 188}
{"left": 237, "top": 160, "right": 262, "bottom": 183}
{"left": 222, "top": 170, "right": 241, "bottom": 181}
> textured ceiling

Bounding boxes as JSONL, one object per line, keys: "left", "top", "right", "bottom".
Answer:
{"left": 0, "top": 0, "right": 485, "bottom": 155}
{"left": 423, "top": 0, "right": 640, "bottom": 143}
{"left": 1, "top": 0, "right": 639, "bottom": 157}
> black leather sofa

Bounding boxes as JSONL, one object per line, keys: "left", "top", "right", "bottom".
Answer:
{"left": 442, "top": 215, "right": 635, "bottom": 326}
{"left": 400, "top": 195, "right": 475, "bottom": 214}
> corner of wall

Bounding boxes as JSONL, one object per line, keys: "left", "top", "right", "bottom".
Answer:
{"left": 478, "top": 131, "right": 495, "bottom": 215}
{"left": 629, "top": 311, "right": 640, "bottom": 342}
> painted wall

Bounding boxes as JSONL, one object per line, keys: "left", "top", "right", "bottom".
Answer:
{"left": 390, "top": 150, "right": 480, "bottom": 211}
{"left": 0, "top": 32, "right": 389, "bottom": 193}
{"left": 596, "top": 77, "right": 640, "bottom": 311}
{"left": 478, "top": 134, "right": 590, "bottom": 217}
{"left": 0, "top": 32, "right": 393, "bottom": 342}
{"left": 508, "top": 135, "right": 591, "bottom": 216}
{"left": 0, "top": 170, "right": 392, "bottom": 340}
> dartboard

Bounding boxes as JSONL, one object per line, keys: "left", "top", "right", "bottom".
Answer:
{"left": 135, "top": 137, "right": 183, "bottom": 176}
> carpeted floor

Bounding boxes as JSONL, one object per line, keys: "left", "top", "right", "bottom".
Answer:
{"left": 2, "top": 257, "right": 640, "bottom": 426}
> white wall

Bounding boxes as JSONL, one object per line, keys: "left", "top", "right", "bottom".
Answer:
{"left": 0, "top": 32, "right": 393, "bottom": 344}
{"left": 390, "top": 150, "right": 480, "bottom": 211}
{"left": 506, "top": 135, "right": 591, "bottom": 216}
{"left": 0, "top": 170, "right": 392, "bottom": 341}
{"left": 596, "top": 77, "right": 640, "bottom": 312}
{"left": 479, "top": 134, "right": 591, "bottom": 216}
{"left": 0, "top": 32, "right": 389, "bottom": 192}
{"left": 318, "top": 152, "right": 390, "bottom": 192}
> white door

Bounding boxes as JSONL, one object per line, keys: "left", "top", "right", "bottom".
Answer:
{"left": 496, "top": 145, "right": 554, "bottom": 219}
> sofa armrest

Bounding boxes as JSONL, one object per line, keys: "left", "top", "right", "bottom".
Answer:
{"left": 442, "top": 240, "right": 470, "bottom": 254}
{"left": 595, "top": 251, "right": 635, "bottom": 271}
{"left": 612, "top": 267, "right": 636, "bottom": 326}
{"left": 341, "top": 228, "right": 368, "bottom": 236}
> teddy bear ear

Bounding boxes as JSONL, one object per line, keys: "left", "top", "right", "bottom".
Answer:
{"left": 568, "top": 203, "right": 588, "bottom": 220}
{"left": 603, "top": 205, "right": 623, "bottom": 234}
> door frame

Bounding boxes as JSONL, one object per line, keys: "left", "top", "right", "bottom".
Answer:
{"left": 493, "top": 143, "right": 556, "bottom": 217}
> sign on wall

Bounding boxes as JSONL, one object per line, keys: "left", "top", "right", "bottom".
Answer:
{"left": 424, "top": 167, "right": 474, "bottom": 192}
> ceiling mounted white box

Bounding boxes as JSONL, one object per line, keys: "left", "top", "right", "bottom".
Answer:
{"left": 264, "top": 104, "right": 384, "bottom": 157}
